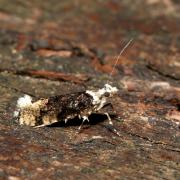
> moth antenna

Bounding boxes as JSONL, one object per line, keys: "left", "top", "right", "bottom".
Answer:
{"left": 109, "top": 38, "right": 133, "bottom": 78}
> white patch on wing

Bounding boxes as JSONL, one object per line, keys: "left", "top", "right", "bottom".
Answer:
{"left": 14, "top": 95, "right": 33, "bottom": 118}
{"left": 17, "top": 95, "right": 32, "bottom": 109}
{"left": 86, "top": 90, "right": 101, "bottom": 105}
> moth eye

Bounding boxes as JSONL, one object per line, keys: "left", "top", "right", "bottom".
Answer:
{"left": 104, "top": 92, "right": 110, "bottom": 97}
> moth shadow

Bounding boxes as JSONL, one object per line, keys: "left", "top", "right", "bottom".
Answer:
{"left": 48, "top": 114, "right": 112, "bottom": 128}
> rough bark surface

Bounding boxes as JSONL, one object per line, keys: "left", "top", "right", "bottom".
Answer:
{"left": 0, "top": 0, "right": 179, "bottom": 179}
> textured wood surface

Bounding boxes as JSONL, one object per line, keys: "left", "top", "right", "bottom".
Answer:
{"left": 0, "top": 0, "right": 179, "bottom": 179}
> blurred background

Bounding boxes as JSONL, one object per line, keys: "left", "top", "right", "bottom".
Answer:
{"left": 0, "top": 0, "right": 179, "bottom": 84}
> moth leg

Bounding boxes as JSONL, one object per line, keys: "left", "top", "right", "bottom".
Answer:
{"left": 104, "top": 113, "right": 121, "bottom": 137}
{"left": 78, "top": 116, "right": 89, "bottom": 130}
{"left": 104, "top": 112, "right": 113, "bottom": 125}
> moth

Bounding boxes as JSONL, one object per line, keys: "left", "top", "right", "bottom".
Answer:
{"left": 14, "top": 39, "right": 132, "bottom": 133}
{"left": 14, "top": 84, "right": 118, "bottom": 129}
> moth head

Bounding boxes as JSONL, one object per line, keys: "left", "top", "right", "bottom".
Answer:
{"left": 97, "top": 84, "right": 118, "bottom": 99}
{"left": 102, "top": 84, "right": 118, "bottom": 97}
{"left": 86, "top": 84, "right": 118, "bottom": 106}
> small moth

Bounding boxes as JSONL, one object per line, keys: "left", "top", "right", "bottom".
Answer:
{"left": 15, "top": 84, "right": 118, "bottom": 128}
{"left": 14, "top": 39, "right": 133, "bottom": 132}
